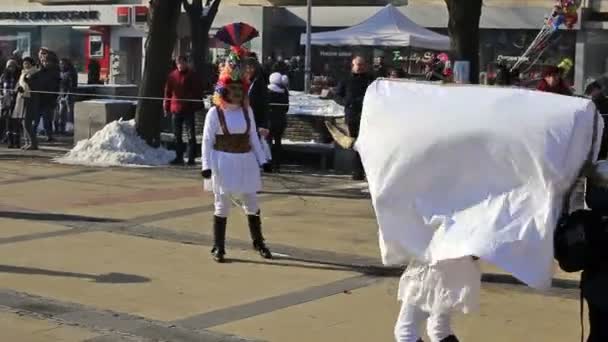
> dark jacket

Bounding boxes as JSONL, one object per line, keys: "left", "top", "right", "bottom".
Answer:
{"left": 163, "top": 68, "right": 203, "bottom": 115}
{"left": 59, "top": 71, "right": 74, "bottom": 95}
{"left": 267, "top": 86, "right": 289, "bottom": 133}
{"left": 335, "top": 73, "right": 374, "bottom": 119}
{"left": 563, "top": 209, "right": 608, "bottom": 309}
{"left": 374, "top": 65, "right": 388, "bottom": 79}
{"left": 32, "top": 64, "right": 61, "bottom": 109}
{"left": 248, "top": 76, "right": 268, "bottom": 129}
{"left": 593, "top": 95, "right": 608, "bottom": 115}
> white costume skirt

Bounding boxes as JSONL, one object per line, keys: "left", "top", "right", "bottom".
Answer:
{"left": 398, "top": 257, "right": 481, "bottom": 315}
{"left": 204, "top": 150, "right": 262, "bottom": 195}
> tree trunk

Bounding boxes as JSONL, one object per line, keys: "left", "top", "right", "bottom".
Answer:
{"left": 184, "top": 0, "right": 222, "bottom": 92}
{"left": 445, "top": 0, "right": 483, "bottom": 84}
{"left": 135, "top": 0, "right": 181, "bottom": 147}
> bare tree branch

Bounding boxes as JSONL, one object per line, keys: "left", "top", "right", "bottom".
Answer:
{"left": 207, "top": 0, "right": 221, "bottom": 20}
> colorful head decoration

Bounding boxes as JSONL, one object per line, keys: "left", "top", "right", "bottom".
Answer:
{"left": 212, "top": 22, "right": 259, "bottom": 109}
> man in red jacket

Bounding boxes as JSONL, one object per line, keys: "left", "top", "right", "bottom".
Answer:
{"left": 536, "top": 65, "right": 572, "bottom": 96}
{"left": 164, "top": 56, "right": 203, "bottom": 165}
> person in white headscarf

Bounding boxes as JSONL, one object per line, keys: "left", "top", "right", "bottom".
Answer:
{"left": 266, "top": 72, "right": 289, "bottom": 171}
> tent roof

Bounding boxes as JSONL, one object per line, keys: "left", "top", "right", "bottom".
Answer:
{"left": 300, "top": 4, "right": 451, "bottom": 50}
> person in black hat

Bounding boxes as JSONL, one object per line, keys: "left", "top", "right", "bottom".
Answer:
{"left": 585, "top": 81, "right": 608, "bottom": 115}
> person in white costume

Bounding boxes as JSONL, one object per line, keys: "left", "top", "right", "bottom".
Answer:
{"left": 394, "top": 257, "right": 481, "bottom": 342}
{"left": 354, "top": 80, "right": 601, "bottom": 342}
{"left": 201, "top": 45, "right": 273, "bottom": 263}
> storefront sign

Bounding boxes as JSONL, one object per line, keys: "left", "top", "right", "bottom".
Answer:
{"left": 320, "top": 51, "right": 352, "bottom": 57}
{"left": 0, "top": 11, "right": 100, "bottom": 21}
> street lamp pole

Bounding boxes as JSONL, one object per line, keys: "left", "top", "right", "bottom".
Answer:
{"left": 304, "top": 0, "right": 312, "bottom": 94}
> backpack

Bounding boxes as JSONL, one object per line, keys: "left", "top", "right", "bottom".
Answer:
{"left": 554, "top": 210, "right": 589, "bottom": 273}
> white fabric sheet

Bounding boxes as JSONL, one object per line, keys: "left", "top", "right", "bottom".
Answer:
{"left": 355, "top": 80, "right": 602, "bottom": 289}
{"left": 299, "top": 5, "right": 450, "bottom": 50}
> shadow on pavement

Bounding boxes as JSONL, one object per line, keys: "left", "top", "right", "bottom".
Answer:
{"left": 227, "top": 258, "right": 581, "bottom": 290}
{"left": 0, "top": 265, "right": 150, "bottom": 284}
{"left": 0, "top": 211, "right": 121, "bottom": 223}
{"left": 227, "top": 256, "right": 401, "bottom": 277}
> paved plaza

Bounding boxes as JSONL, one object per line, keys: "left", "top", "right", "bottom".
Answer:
{"left": 0, "top": 148, "right": 586, "bottom": 342}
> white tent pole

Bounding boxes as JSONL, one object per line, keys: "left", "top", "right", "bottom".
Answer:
{"left": 304, "top": 0, "right": 312, "bottom": 94}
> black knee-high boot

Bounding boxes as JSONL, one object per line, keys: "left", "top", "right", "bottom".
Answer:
{"left": 211, "top": 216, "right": 227, "bottom": 263}
{"left": 247, "top": 212, "right": 272, "bottom": 259}
{"left": 440, "top": 335, "right": 459, "bottom": 342}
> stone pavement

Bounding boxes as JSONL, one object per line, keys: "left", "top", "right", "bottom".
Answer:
{"left": 0, "top": 150, "right": 587, "bottom": 342}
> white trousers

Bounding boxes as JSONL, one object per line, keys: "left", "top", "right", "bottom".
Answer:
{"left": 394, "top": 302, "right": 453, "bottom": 342}
{"left": 214, "top": 192, "right": 259, "bottom": 217}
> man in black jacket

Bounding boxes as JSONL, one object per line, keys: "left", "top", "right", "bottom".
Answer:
{"left": 244, "top": 57, "right": 269, "bottom": 132}
{"left": 33, "top": 51, "right": 60, "bottom": 142}
{"left": 335, "top": 56, "right": 374, "bottom": 181}
{"left": 586, "top": 81, "right": 608, "bottom": 159}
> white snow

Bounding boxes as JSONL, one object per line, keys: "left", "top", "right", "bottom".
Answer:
{"left": 55, "top": 119, "right": 175, "bottom": 167}
{"left": 286, "top": 92, "right": 344, "bottom": 117}
{"left": 282, "top": 139, "right": 334, "bottom": 148}
{"left": 201, "top": 92, "right": 343, "bottom": 117}
{"left": 82, "top": 99, "right": 137, "bottom": 104}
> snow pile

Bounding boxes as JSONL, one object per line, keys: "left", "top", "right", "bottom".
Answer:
{"left": 283, "top": 139, "right": 334, "bottom": 148}
{"left": 56, "top": 119, "right": 175, "bottom": 167}
{"left": 287, "top": 92, "right": 344, "bottom": 117}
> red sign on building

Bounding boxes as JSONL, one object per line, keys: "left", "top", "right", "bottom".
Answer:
{"left": 116, "top": 6, "right": 130, "bottom": 24}
{"left": 134, "top": 6, "right": 148, "bottom": 24}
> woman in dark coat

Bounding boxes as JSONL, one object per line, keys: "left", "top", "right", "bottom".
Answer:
{"left": 243, "top": 58, "right": 268, "bottom": 131}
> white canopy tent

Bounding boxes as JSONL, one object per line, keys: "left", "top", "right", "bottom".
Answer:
{"left": 299, "top": 5, "right": 451, "bottom": 51}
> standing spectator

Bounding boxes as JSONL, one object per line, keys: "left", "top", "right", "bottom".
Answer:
{"left": 56, "top": 58, "right": 75, "bottom": 135}
{"left": 271, "top": 60, "right": 288, "bottom": 75}
{"left": 536, "top": 65, "right": 572, "bottom": 96}
{"left": 388, "top": 68, "right": 404, "bottom": 79}
{"left": 0, "top": 59, "right": 19, "bottom": 147}
{"left": 267, "top": 72, "right": 289, "bottom": 172}
{"left": 373, "top": 56, "right": 388, "bottom": 78}
{"left": 585, "top": 80, "right": 608, "bottom": 114}
{"left": 493, "top": 63, "right": 520, "bottom": 86}
{"left": 34, "top": 51, "right": 60, "bottom": 142}
{"left": 335, "top": 56, "right": 374, "bottom": 181}
{"left": 262, "top": 56, "right": 274, "bottom": 80}
{"left": 586, "top": 80, "right": 608, "bottom": 159}
{"left": 15, "top": 57, "right": 37, "bottom": 150}
{"left": 243, "top": 57, "right": 269, "bottom": 132}
{"left": 87, "top": 59, "right": 103, "bottom": 85}
{"left": 163, "top": 55, "right": 203, "bottom": 165}
{"left": 0, "top": 50, "right": 6, "bottom": 76}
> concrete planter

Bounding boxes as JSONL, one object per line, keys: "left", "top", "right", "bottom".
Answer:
{"left": 74, "top": 100, "right": 136, "bottom": 143}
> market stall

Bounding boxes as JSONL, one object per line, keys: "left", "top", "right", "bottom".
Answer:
{"left": 299, "top": 5, "right": 451, "bottom": 89}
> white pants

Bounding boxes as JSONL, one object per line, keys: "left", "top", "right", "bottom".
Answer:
{"left": 214, "top": 192, "right": 259, "bottom": 217}
{"left": 394, "top": 302, "right": 453, "bottom": 342}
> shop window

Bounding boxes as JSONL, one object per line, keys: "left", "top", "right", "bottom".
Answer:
{"left": 89, "top": 35, "right": 104, "bottom": 58}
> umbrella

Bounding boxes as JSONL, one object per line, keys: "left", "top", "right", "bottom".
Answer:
{"left": 215, "top": 22, "right": 259, "bottom": 47}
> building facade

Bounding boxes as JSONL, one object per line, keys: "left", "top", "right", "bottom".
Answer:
{"left": 0, "top": 0, "right": 148, "bottom": 83}
{"left": 3, "top": 0, "right": 607, "bottom": 91}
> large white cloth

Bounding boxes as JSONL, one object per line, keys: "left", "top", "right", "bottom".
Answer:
{"left": 202, "top": 106, "right": 268, "bottom": 195}
{"left": 356, "top": 80, "right": 603, "bottom": 289}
